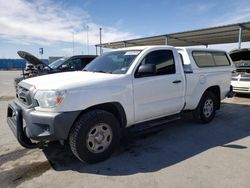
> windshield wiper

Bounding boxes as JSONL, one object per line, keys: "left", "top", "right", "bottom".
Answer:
{"left": 83, "top": 69, "right": 112, "bottom": 74}
{"left": 93, "top": 70, "right": 112, "bottom": 74}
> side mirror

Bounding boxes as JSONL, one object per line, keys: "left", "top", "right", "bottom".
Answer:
{"left": 136, "top": 64, "right": 156, "bottom": 77}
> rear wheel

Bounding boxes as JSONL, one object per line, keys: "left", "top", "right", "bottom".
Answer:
{"left": 69, "top": 110, "right": 120, "bottom": 163}
{"left": 193, "top": 91, "right": 217, "bottom": 123}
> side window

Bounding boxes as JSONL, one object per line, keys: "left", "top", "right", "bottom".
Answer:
{"left": 193, "top": 51, "right": 231, "bottom": 67}
{"left": 80, "top": 58, "right": 94, "bottom": 68}
{"left": 193, "top": 52, "right": 215, "bottom": 67}
{"left": 213, "top": 52, "right": 230, "bottom": 66}
{"left": 63, "top": 59, "right": 82, "bottom": 70}
{"left": 140, "top": 50, "right": 175, "bottom": 76}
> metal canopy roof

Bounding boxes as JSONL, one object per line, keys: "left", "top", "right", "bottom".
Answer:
{"left": 98, "top": 21, "right": 250, "bottom": 49}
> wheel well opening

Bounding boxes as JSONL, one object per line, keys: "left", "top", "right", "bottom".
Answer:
{"left": 78, "top": 102, "right": 127, "bottom": 129}
{"left": 206, "top": 86, "right": 221, "bottom": 109}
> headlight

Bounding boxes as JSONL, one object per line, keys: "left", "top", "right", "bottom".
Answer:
{"left": 34, "top": 90, "right": 66, "bottom": 108}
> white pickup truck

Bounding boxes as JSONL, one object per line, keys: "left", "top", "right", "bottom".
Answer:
{"left": 7, "top": 46, "right": 234, "bottom": 163}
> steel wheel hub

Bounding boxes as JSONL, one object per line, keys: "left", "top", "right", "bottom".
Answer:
{"left": 86, "top": 123, "right": 113, "bottom": 153}
{"left": 203, "top": 99, "right": 214, "bottom": 118}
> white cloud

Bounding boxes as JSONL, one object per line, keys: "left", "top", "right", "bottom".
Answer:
{"left": 208, "top": 42, "right": 250, "bottom": 52}
{"left": 178, "top": 2, "right": 216, "bottom": 14}
{"left": 212, "top": 5, "right": 250, "bottom": 26}
{"left": 0, "top": 0, "right": 138, "bottom": 46}
{"left": 195, "top": 3, "right": 215, "bottom": 12}
{"left": 61, "top": 48, "right": 73, "bottom": 56}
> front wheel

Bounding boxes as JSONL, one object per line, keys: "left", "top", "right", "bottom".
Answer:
{"left": 69, "top": 110, "right": 120, "bottom": 164}
{"left": 193, "top": 91, "right": 217, "bottom": 123}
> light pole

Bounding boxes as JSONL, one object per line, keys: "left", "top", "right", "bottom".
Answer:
{"left": 95, "top": 45, "right": 98, "bottom": 55}
{"left": 99, "top": 27, "right": 102, "bottom": 55}
{"left": 72, "top": 32, "right": 75, "bottom": 55}
{"left": 86, "top": 25, "right": 89, "bottom": 55}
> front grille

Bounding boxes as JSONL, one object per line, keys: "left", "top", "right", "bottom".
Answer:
{"left": 231, "top": 77, "right": 238, "bottom": 81}
{"left": 232, "top": 73, "right": 250, "bottom": 81}
{"left": 16, "top": 85, "right": 33, "bottom": 106}
{"left": 233, "top": 86, "right": 250, "bottom": 92}
{"left": 240, "top": 77, "right": 250, "bottom": 81}
{"left": 232, "top": 77, "right": 250, "bottom": 81}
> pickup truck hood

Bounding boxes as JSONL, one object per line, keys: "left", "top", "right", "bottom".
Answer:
{"left": 229, "top": 48, "right": 250, "bottom": 61}
{"left": 229, "top": 48, "right": 250, "bottom": 74}
{"left": 17, "top": 51, "right": 46, "bottom": 66}
{"left": 23, "top": 71, "right": 124, "bottom": 90}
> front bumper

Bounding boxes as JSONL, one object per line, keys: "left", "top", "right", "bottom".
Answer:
{"left": 7, "top": 100, "right": 81, "bottom": 148}
{"left": 231, "top": 80, "right": 250, "bottom": 94}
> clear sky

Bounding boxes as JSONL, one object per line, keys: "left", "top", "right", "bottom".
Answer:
{"left": 0, "top": 0, "right": 250, "bottom": 59}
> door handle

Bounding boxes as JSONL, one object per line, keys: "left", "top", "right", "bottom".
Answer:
{"left": 172, "top": 80, "right": 182, "bottom": 84}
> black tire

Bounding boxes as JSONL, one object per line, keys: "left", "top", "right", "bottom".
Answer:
{"left": 192, "top": 91, "right": 217, "bottom": 123}
{"left": 69, "top": 110, "right": 120, "bottom": 164}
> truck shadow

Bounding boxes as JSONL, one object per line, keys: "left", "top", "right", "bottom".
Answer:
{"left": 42, "top": 102, "right": 250, "bottom": 176}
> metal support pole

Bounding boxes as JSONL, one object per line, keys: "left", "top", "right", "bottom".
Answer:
{"left": 165, "top": 36, "right": 168, "bottom": 45}
{"left": 95, "top": 45, "right": 98, "bottom": 55}
{"left": 72, "top": 32, "right": 75, "bottom": 55}
{"left": 99, "top": 28, "right": 102, "bottom": 55}
{"left": 124, "top": 42, "right": 127, "bottom": 47}
{"left": 238, "top": 26, "right": 242, "bottom": 49}
{"left": 86, "top": 25, "right": 89, "bottom": 55}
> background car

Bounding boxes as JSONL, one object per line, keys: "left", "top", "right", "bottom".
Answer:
{"left": 14, "top": 51, "right": 97, "bottom": 89}
{"left": 230, "top": 48, "right": 250, "bottom": 94}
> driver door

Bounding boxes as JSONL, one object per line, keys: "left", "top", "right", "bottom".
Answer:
{"left": 133, "top": 49, "right": 185, "bottom": 123}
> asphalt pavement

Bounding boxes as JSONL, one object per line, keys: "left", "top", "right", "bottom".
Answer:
{"left": 0, "top": 70, "right": 250, "bottom": 188}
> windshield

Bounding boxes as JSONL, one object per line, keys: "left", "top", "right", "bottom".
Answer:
{"left": 49, "top": 57, "right": 69, "bottom": 69}
{"left": 84, "top": 50, "right": 141, "bottom": 74}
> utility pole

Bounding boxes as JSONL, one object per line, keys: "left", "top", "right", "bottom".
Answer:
{"left": 72, "top": 32, "right": 75, "bottom": 55}
{"left": 238, "top": 26, "right": 243, "bottom": 49}
{"left": 86, "top": 25, "right": 89, "bottom": 55}
{"left": 99, "top": 27, "right": 102, "bottom": 55}
{"left": 95, "top": 45, "right": 98, "bottom": 55}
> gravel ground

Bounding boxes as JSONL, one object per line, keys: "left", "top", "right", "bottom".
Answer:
{"left": 0, "top": 70, "right": 250, "bottom": 188}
